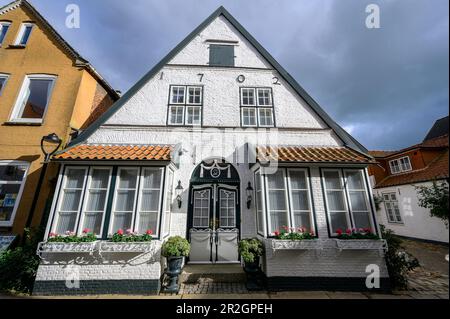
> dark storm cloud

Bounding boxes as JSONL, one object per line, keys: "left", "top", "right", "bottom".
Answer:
{"left": 2, "top": 0, "right": 447, "bottom": 150}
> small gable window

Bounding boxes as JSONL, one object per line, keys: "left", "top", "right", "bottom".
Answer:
{"left": 389, "top": 156, "right": 412, "bottom": 174}
{"left": 168, "top": 85, "right": 203, "bottom": 126}
{"left": 0, "top": 22, "right": 11, "bottom": 45}
{"left": 14, "top": 23, "right": 34, "bottom": 46}
{"left": 209, "top": 44, "right": 234, "bottom": 67}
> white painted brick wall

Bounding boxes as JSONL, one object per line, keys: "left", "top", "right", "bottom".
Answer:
{"left": 35, "top": 241, "right": 163, "bottom": 282}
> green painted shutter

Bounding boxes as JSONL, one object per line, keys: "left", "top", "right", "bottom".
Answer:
{"left": 209, "top": 44, "right": 235, "bottom": 66}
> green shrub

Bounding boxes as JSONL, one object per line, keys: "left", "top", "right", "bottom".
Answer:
{"left": 238, "top": 238, "right": 263, "bottom": 263}
{"left": 381, "top": 225, "right": 420, "bottom": 289}
{"left": 161, "top": 236, "right": 190, "bottom": 257}
{"left": 416, "top": 181, "right": 449, "bottom": 226}
{"left": 0, "top": 228, "right": 42, "bottom": 294}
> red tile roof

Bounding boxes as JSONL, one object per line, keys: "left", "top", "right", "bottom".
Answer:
{"left": 369, "top": 150, "right": 397, "bottom": 158}
{"left": 53, "top": 144, "right": 173, "bottom": 161}
{"left": 257, "top": 146, "right": 375, "bottom": 164}
{"left": 372, "top": 135, "right": 449, "bottom": 159}
{"left": 374, "top": 150, "right": 449, "bottom": 188}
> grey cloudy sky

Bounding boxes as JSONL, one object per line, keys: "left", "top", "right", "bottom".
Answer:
{"left": 2, "top": 0, "right": 448, "bottom": 150}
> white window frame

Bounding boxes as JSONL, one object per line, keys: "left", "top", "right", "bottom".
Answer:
{"left": 187, "top": 86, "right": 202, "bottom": 105}
{"left": 162, "top": 168, "right": 174, "bottom": 237}
{"left": 241, "top": 107, "right": 257, "bottom": 127}
{"left": 0, "top": 73, "right": 9, "bottom": 96}
{"left": 168, "top": 105, "right": 185, "bottom": 125}
{"left": 257, "top": 88, "right": 273, "bottom": 106}
{"left": 254, "top": 170, "right": 266, "bottom": 236}
{"left": 218, "top": 188, "right": 237, "bottom": 228}
{"left": 192, "top": 188, "right": 211, "bottom": 228}
{"left": 185, "top": 106, "right": 201, "bottom": 126}
{"left": 50, "top": 166, "right": 89, "bottom": 235}
{"left": 343, "top": 169, "right": 375, "bottom": 231}
{"left": 389, "top": 156, "right": 412, "bottom": 174}
{"left": 322, "top": 169, "right": 352, "bottom": 235}
{"left": 383, "top": 192, "right": 403, "bottom": 224}
{"left": 241, "top": 88, "right": 256, "bottom": 106}
{"left": 265, "top": 169, "right": 290, "bottom": 235}
{"left": 170, "top": 86, "right": 186, "bottom": 105}
{"left": 286, "top": 168, "right": 315, "bottom": 232}
{"left": 0, "top": 21, "right": 11, "bottom": 46}
{"left": 258, "top": 108, "right": 274, "bottom": 127}
{"left": 14, "top": 22, "right": 34, "bottom": 46}
{"left": 77, "top": 167, "right": 113, "bottom": 237}
{"left": 108, "top": 167, "right": 140, "bottom": 235}
{"left": 134, "top": 167, "right": 165, "bottom": 236}
{"left": 0, "top": 160, "right": 30, "bottom": 227}
{"left": 9, "top": 74, "right": 57, "bottom": 123}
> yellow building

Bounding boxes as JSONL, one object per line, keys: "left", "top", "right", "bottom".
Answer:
{"left": 0, "top": 0, "right": 119, "bottom": 240}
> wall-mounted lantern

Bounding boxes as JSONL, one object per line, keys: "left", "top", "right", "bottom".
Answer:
{"left": 175, "top": 180, "right": 184, "bottom": 209}
{"left": 246, "top": 181, "right": 254, "bottom": 209}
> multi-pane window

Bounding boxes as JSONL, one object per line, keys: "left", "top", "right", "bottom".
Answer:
{"left": 389, "top": 156, "right": 412, "bottom": 174}
{"left": 263, "top": 168, "right": 315, "bottom": 235}
{"left": 192, "top": 189, "right": 210, "bottom": 227}
{"left": 163, "top": 170, "right": 174, "bottom": 237}
{"left": 0, "top": 161, "right": 29, "bottom": 227}
{"left": 0, "top": 74, "right": 8, "bottom": 96}
{"left": 168, "top": 85, "right": 202, "bottom": 125}
{"left": 240, "top": 88, "right": 274, "bottom": 127}
{"left": 10, "top": 74, "right": 56, "bottom": 123}
{"left": 0, "top": 22, "right": 11, "bottom": 45}
{"left": 219, "top": 189, "right": 236, "bottom": 227}
{"left": 322, "top": 169, "right": 375, "bottom": 235}
{"left": 255, "top": 171, "right": 265, "bottom": 235}
{"left": 51, "top": 166, "right": 166, "bottom": 238}
{"left": 14, "top": 23, "right": 33, "bottom": 46}
{"left": 383, "top": 193, "right": 403, "bottom": 223}
{"left": 78, "top": 168, "right": 112, "bottom": 235}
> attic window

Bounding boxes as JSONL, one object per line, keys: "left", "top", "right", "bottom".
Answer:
{"left": 0, "top": 22, "right": 11, "bottom": 45}
{"left": 389, "top": 156, "right": 412, "bottom": 174}
{"left": 209, "top": 44, "right": 234, "bottom": 67}
{"left": 14, "top": 23, "right": 34, "bottom": 46}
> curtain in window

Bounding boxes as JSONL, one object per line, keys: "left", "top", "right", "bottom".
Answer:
{"left": 267, "top": 170, "right": 289, "bottom": 233}
{"left": 323, "top": 170, "right": 349, "bottom": 233}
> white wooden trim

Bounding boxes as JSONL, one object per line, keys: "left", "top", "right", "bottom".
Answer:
{"left": 9, "top": 74, "right": 57, "bottom": 123}
{"left": 44, "top": 164, "right": 64, "bottom": 240}
{"left": 13, "top": 22, "right": 34, "bottom": 46}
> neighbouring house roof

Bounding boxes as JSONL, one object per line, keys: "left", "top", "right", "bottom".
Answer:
{"left": 374, "top": 149, "right": 449, "bottom": 188}
{"left": 256, "top": 146, "right": 376, "bottom": 164}
{"left": 53, "top": 144, "right": 173, "bottom": 161}
{"left": 424, "top": 116, "right": 449, "bottom": 142}
{"left": 0, "top": 0, "right": 120, "bottom": 100}
{"left": 65, "top": 6, "right": 369, "bottom": 156}
{"left": 370, "top": 135, "right": 449, "bottom": 159}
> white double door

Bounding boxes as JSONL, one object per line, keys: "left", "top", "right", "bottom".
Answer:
{"left": 188, "top": 183, "right": 240, "bottom": 264}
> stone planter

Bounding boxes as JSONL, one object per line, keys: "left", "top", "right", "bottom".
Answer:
{"left": 162, "top": 256, "right": 184, "bottom": 293}
{"left": 270, "top": 239, "right": 323, "bottom": 251}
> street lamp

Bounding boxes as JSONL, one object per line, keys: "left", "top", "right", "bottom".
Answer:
{"left": 246, "top": 182, "right": 254, "bottom": 209}
{"left": 175, "top": 180, "right": 184, "bottom": 209}
{"left": 41, "top": 133, "right": 62, "bottom": 162}
{"left": 25, "top": 133, "right": 62, "bottom": 231}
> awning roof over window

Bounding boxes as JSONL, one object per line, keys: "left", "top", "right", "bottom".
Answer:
{"left": 53, "top": 144, "right": 173, "bottom": 161}
{"left": 256, "top": 146, "right": 376, "bottom": 164}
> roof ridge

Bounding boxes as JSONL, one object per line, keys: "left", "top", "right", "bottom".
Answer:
{"left": 65, "top": 6, "right": 369, "bottom": 155}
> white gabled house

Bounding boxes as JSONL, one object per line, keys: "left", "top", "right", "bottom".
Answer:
{"left": 34, "top": 7, "right": 389, "bottom": 295}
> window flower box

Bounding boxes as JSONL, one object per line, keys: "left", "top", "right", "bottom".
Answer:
{"left": 270, "top": 239, "right": 323, "bottom": 251}
{"left": 37, "top": 241, "right": 98, "bottom": 258}
{"left": 99, "top": 241, "right": 159, "bottom": 254}
{"left": 335, "top": 239, "right": 387, "bottom": 255}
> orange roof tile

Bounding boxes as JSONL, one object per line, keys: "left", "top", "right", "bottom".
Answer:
{"left": 257, "top": 146, "right": 375, "bottom": 164}
{"left": 374, "top": 150, "right": 449, "bottom": 188}
{"left": 369, "top": 150, "right": 397, "bottom": 158}
{"left": 53, "top": 144, "right": 173, "bottom": 161}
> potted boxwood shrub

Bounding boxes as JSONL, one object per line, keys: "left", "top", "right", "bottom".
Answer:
{"left": 238, "top": 238, "right": 263, "bottom": 272}
{"left": 161, "top": 236, "right": 190, "bottom": 293}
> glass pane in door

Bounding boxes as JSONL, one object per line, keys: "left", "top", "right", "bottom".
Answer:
{"left": 219, "top": 189, "right": 236, "bottom": 227}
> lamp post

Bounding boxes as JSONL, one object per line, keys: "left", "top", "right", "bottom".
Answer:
{"left": 246, "top": 182, "right": 254, "bottom": 209}
{"left": 175, "top": 180, "right": 183, "bottom": 209}
{"left": 24, "top": 133, "right": 62, "bottom": 231}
